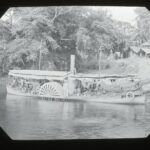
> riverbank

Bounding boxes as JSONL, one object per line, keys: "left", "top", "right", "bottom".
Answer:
{"left": 0, "top": 76, "right": 7, "bottom": 97}
{"left": 81, "top": 56, "right": 150, "bottom": 79}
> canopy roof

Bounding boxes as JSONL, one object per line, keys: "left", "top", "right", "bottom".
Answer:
{"left": 130, "top": 46, "right": 141, "bottom": 53}
{"left": 9, "top": 70, "right": 71, "bottom": 80}
{"left": 140, "top": 48, "right": 150, "bottom": 54}
{"left": 70, "top": 73, "right": 137, "bottom": 79}
{"left": 8, "top": 70, "right": 137, "bottom": 80}
{"left": 130, "top": 46, "right": 150, "bottom": 54}
{"left": 141, "top": 41, "right": 150, "bottom": 47}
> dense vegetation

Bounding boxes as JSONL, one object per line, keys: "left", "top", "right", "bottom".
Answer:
{"left": 0, "top": 7, "right": 149, "bottom": 75}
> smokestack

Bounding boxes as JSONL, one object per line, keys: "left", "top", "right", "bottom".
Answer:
{"left": 70, "top": 55, "right": 75, "bottom": 74}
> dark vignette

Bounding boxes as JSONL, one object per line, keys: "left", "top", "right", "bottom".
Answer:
{"left": 0, "top": 0, "right": 150, "bottom": 149}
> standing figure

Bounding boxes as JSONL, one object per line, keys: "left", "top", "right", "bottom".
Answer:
{"left": 12, "top": 78, "right": 16, "bottom": 87}
{"left": 20, "top": 78, "right": 24, "bottom": 92}
{"left": 63, "top": 80, "right": 69, "bottom": 97}
{"left": 26, "top": 80, "right": 30, "bottom": 93}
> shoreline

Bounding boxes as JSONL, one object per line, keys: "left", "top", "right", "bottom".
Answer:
{"left": 0, "top": 76, "right": 7, "bottom": 96}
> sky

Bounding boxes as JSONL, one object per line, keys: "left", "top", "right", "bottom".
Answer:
{"left": 91, "top": 6, "right": 139, "bottom": 27}
{"left": 104, "top": 6, "right": 138, "bottom": 26}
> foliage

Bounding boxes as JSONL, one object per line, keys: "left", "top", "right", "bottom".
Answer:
{"left": 134, "top": 7, "right": 150, "bottom": 44}
{"left": 0, "top": 6, "right": 144, "bottom": 73}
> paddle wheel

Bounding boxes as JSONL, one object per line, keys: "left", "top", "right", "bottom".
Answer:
{"left": 39, "top": 82, "right": 64, "bottom": 96}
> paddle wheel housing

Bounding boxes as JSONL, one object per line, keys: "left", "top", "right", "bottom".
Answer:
{"left": 39, "top": 82, "right": 64, "bottom": 96}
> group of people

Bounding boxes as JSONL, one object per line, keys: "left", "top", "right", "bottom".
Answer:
{"left": 10, "top": 77, "right": 34, "bottom": 93}
{"left": 73, "top": 79, "right": 103, "bottom": 96}
{"left": 73, "top": 78, "right": 142, "bottom": 96}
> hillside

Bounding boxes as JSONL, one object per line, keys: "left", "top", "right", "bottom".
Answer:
{"left": 83, "top": 56, "right": 150, "bottom": 80}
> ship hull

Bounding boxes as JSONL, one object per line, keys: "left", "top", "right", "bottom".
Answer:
{"left": 7, "top": 86, "right": 146, "bottom": 105}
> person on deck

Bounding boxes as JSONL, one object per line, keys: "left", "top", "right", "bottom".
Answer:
{"left": 11, "top": 78, "right": 16, "bottom": 87}
{"left": 24, "top": 80, "right": 29, "bottom": 93}
{"left": 63, "top": 80, "right": 69, "bottom": 97}
{"left": 20, "top": 78, "right": 24, "bottom": 92}
{"left": 90, "top": 80, "right": 96, "bottom": 94}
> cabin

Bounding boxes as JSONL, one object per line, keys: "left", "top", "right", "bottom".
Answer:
{"left": 113, "top": 51, "right": 122, "bottom": 59}
{"left": 140, "top": 41, "right": 150, "bottom": 58}
{"left": 129, "top": 46, "right": 141, "bottom": 57}
{"left": 129, "top": 41, "right": 150, "bottom": 58}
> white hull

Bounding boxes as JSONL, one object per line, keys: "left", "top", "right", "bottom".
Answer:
{"left": 7, "top": 86, "right": 146, "bottom": 105}
{"left": 70, "top": 96, "right": 146, "bottom": 104}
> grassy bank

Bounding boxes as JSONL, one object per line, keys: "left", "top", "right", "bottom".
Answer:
{"left": 81, "top": 56, "right": 150, "bottom": 79}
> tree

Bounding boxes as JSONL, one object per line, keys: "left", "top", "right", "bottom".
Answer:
{"left": 0, "top": 6, "right": 139, "bottom": 73}
{"left": 134, "top": 7, "right": 150, "bottom": 43}
{"left": 2, "top": 7, "right": 69, "bottom": 70}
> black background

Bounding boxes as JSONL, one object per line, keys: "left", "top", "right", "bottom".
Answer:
{"left": 0, "top": 0, "right": 150, "bottom": 149}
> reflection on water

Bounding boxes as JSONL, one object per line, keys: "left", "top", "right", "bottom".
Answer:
{"left": 0, "top": 94, "right": 150, "bottom": 139}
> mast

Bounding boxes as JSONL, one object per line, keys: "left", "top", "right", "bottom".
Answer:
{"left": 39, "top": 39, "right": 42, "bottom": 70}
{"left": 70, "top": 55, "right": 75, "bottom": 74}
{"left": 98, "top": 46, "right": 101, "bottom": 78}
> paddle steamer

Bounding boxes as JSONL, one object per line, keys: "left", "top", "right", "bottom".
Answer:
{"left": 7, "top": 55, "right": 147, "bottom": 105}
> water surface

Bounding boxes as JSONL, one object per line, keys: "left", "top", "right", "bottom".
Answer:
{"left": 0, "top": 91, "right": 150, "bottom": 140}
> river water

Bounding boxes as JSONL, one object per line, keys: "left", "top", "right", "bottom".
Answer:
{"left": 0, "top": 87, "right": 150, "bottom": 139}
